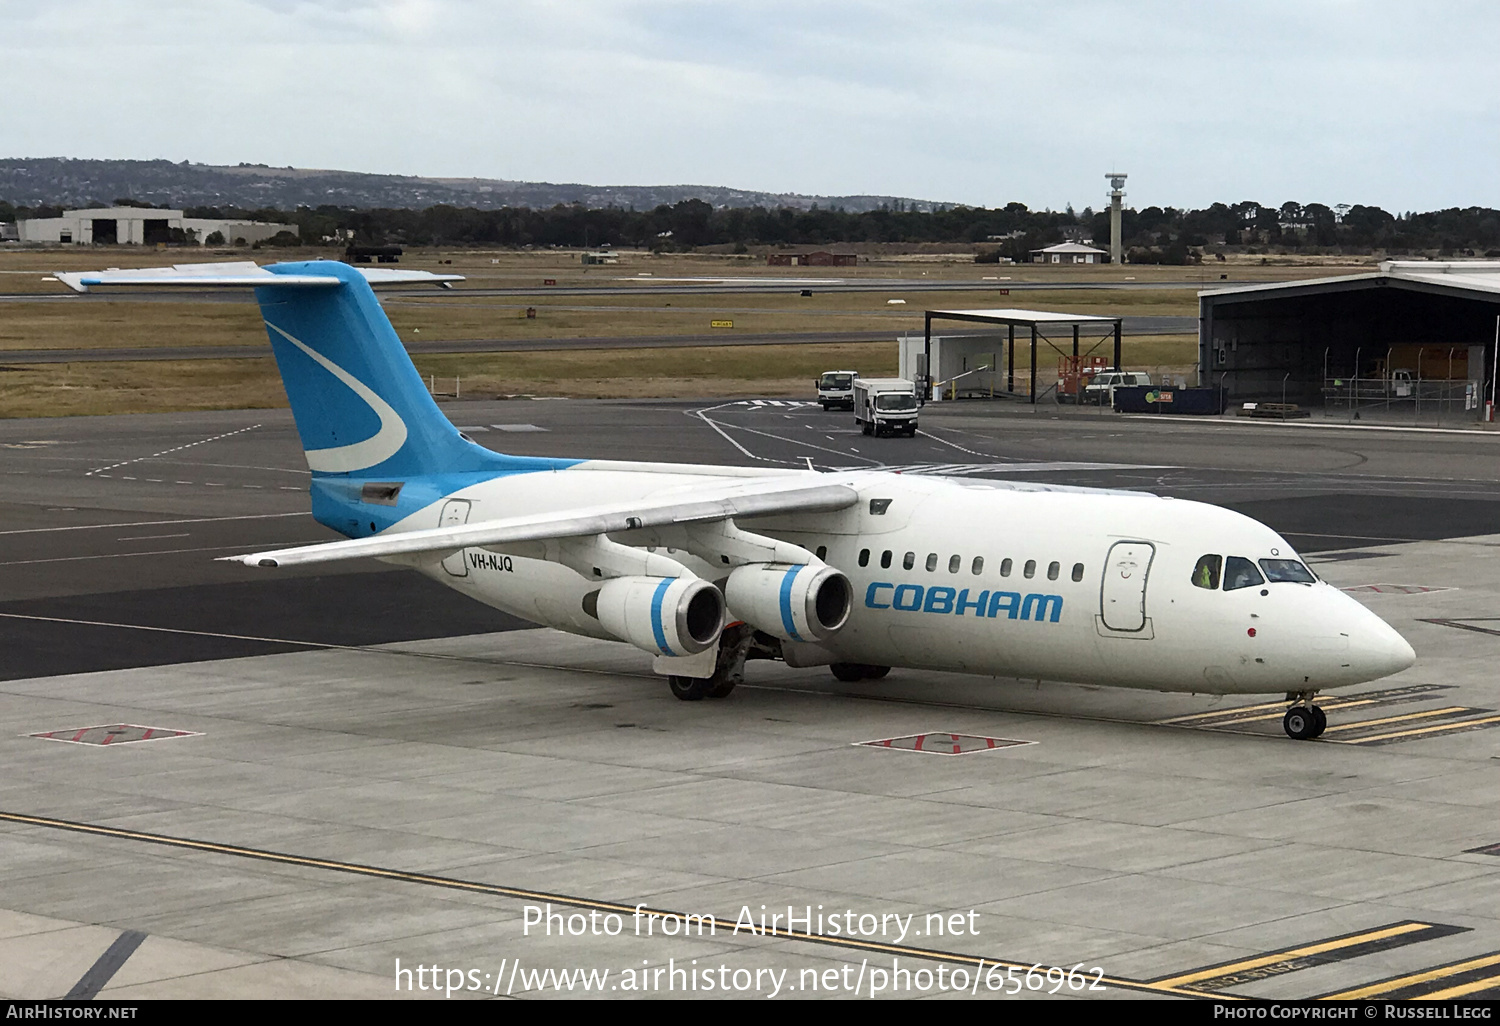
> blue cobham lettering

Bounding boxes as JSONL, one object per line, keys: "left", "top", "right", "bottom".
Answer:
{"left": 989, "top": 591, "right": 1022, "bottom": 619}
{"left": 923, "top": 587, "right": 955, "bottom": 614}
{"left": 955, "top": 588, "right": 988, "bottom": 615}
{"left": 892, "top": 584, "right": 924, "bottom": 611}
{"left": 863, "top": 582, "right": 1062, "bottom": 624}
{"left": 1022, "top": 593, "right": 1063, "bottom": 622}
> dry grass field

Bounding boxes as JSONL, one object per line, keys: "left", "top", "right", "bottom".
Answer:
{"left": 0, "top": 345, "right": 893, "bottom": 419}
{"left": 0, "top": 301, "right": 264, "bottom": 351}
{"left": 0, "top": 244, "right": 1289, "bottom": 416}
{"left": 0, "top": 358, "right": 288, "bottom": 419}
{"left": 0, "top": 333, "right": 1197, "bottom": 419}
{"left": 0, "top": 287, "right": 1198, "bottom": 354}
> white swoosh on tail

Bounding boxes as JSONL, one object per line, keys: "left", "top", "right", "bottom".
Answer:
{"left": 266, "top": 323, "right": 408, "bottom": 473}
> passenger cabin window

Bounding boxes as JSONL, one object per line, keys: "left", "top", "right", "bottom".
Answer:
{"left": 1191, "top": 554, "right": 1222, "bottom": 590}
{"left": 1023, "top": 559, "right": 1037, "bottom": 579}
{"left": 1223, "top": 556, "right": 1264, "bottom": 591}
{"left": 948, "top": 554, "right": 961, "bottom": 573}
{"left": 926, "top": 553, "right": 938, "bottom": 572}
{"left": 1000, "top": 558, "right": 1013, "bottom": 577}
{"left": 880, "top": 550, "right": 892, "bottom": 569}
{"left": 903, "top": 551, "right": 915, "bottom": 570}
{"left": 1071, "top": 562, "right": 1085, "bottom": 582}
{"left": 972, "top": 556, "right": 984, "bottom": 575}
{"left": 1047, "top": 561, "right": 1060, "bottom": 581}
{"left": 1261, "top": 559, "right": 1316, "bottom": 584}
{"left": 815, "top": 545, "right": 827, "bottom": 560}
{"left": 858, "top": 549, "right": 870, "bottom": 567}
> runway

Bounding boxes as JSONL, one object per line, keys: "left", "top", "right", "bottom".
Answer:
{"left": 1, "top": 400, "right": 1498, "bottom": 998}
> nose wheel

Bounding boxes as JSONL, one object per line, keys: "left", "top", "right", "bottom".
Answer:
{"left": 1283, "top": 704, "right": 1327, "bottom": 740}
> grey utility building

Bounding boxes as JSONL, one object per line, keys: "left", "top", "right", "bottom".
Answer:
{"left": 1199, "top": 261, "right": 1500, "bottom": 418}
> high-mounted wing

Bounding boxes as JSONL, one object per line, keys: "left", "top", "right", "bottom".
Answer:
{"left": 227, "top": 478, "right": 860, "bottom": 568}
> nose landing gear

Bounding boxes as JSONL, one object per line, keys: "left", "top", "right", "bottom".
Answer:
{"left": 1282, "top": 693, "right": 1327, "bottom": 740}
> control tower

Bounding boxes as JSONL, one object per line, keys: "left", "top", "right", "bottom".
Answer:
{"left": 1106, "top": 172, "right": 1127, "bottom": 265}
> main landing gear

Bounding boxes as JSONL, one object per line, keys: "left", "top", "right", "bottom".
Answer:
{"left": 668, "top": 623, "right": 774, "bottom": 701}
{"left": 667, "top": 630, "right": 891, "bottom": 700}
{"left": 1282, "top": 693, "right": 1327, "bottom": 740}
{"left": 668, "top": 674, "right": 735, "bottom": 701}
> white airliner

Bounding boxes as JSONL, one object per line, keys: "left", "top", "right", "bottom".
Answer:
{"left": 61, "top": 261, "right": 1416, "bottom": 740}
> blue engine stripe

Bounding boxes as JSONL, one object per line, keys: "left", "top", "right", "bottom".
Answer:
{"left": 779, "top": 566, "right": 806, "bottom": 642}
{"left": 650, "top": 577, "right": 676, "bottom": 656}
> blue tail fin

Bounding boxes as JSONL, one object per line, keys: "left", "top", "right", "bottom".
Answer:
{"left": 253, "top": 260, "right": 576, "bottom": 536}
{"left": 255, "top": 260, "right": 497, "bottom": 477}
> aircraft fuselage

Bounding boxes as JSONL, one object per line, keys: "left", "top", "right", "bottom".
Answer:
{"left": 384, "top": 464, "right": 1414, "bottom": 696}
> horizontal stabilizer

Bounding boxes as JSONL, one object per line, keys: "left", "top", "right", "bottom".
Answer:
{"left": 226, "top": 479, "right": 860, "bottom": 568}
{"left": 55, "top": 261, "right": 463, "bottom": 293}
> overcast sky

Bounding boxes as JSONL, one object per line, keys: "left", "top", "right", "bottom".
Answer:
{"left": 3, "top": 0, "right": 1496, "bottom": 212}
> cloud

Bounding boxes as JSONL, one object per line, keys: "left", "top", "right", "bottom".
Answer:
{"left": 0, "top": 0, "right": 1494, "bottom": 210}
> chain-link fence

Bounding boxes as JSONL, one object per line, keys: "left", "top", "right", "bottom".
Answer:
{"left": 1321, "top": 375, "right": 1486, "bottom": 424}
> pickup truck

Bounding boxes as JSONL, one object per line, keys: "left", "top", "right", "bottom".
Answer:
{"left": 1080, "top": 369, "right": 1151, "bottom": 405}
{"left": 854, "top": 377, "right": 919, "bottom": 437}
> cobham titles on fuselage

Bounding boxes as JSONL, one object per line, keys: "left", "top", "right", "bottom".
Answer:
{"left": 59, "top": 261, "right": 1416, "bottom": 740}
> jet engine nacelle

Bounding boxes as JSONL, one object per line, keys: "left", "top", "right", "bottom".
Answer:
{"left": 591, "top": 575, "right": 725, "bottom": 657}
{"left": 724, "top": 563, "right": 852, "bottom": 642}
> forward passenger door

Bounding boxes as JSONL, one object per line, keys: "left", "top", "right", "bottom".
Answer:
{"left": 1100, "top": 541, "right": 1154, "bottom": 633}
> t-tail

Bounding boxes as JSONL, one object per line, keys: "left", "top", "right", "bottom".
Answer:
{"left": 57, "top": 259, "right": 578, "bottom": 537}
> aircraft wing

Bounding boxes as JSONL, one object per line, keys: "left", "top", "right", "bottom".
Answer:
{"left": 55, "top": 261, "right": 463, "bottom": 292}
{"left": 227, "top": 478, "right": 859, "bottom": 568}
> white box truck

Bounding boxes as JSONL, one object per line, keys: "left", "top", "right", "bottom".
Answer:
{"left": 854, "top": 377, "right": 919, "bottom": 437}
{"left": 816, "top": 369, "right": 858, "bottom": 410}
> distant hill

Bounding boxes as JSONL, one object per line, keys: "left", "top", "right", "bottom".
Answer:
{"left": 0, "top": 158, "right": 947, "bottom": 213}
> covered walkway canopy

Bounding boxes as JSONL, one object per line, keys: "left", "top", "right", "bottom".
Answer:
{"left": 921, "top": 308, "right": 1124, "bottom": 403}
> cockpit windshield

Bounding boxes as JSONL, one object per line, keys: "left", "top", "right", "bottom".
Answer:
{"left": 1191, "top": 554, "right": 1221, "bottom": 589}
{"left": 1198, "top": 553, "right": 1317, "bottom": 590}
{"left": 1260, "top": 558, "right": 1316, "bottom": 584}
{"left": 875, "top": 393, "right": 917, "bottom": 411}
{"left": 1223, "top": 556, "right": 1264, "bottom": 591}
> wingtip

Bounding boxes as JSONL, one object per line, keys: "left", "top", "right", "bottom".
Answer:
{"left": 215, "top": 554, "right": 279, "bottom": 567}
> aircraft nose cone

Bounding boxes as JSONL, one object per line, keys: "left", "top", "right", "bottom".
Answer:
{"left": 1385, "top": 630, "right": 1417, "bottom": 674}
{"left": 1352, "top": 620, "right": 1416, "bottom": 680}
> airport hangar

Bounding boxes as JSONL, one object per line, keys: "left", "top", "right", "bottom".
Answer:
{"left": 1199, "top": 260, "right": 1500, "bottom": 414}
